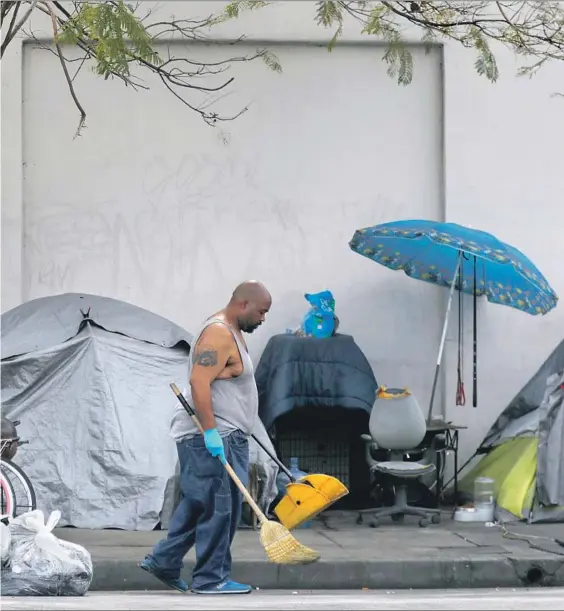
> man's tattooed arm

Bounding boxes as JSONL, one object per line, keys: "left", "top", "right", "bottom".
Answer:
{"left": 193, "top": 345, "right": 218, "bottom": 367}
{"left": 189, "top": 325, "right": 232, "bottom": 431}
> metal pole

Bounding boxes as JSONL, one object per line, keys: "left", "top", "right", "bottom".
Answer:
{"left": 427, "top": 251, "right": 463, "bottom": 424}
{"left": 473, "top": 254, "right": 478, "bottom": 407}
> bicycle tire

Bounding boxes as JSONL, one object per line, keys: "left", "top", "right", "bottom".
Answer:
{"left": 0, "top": 459, "right": 36, "bottom": 516}
{"left": 0, "top": 471, "right": 16, "bottom": 518}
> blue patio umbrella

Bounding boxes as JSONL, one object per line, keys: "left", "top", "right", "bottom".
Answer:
{"left": 349, "top": 219, "right": 558, "bottom": 421}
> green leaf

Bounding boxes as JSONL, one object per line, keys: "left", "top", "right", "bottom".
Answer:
{"left": 58, "top": 1, "right": 163, "bottom": 80}
{"left": 261, "top": 50, "right": 282, "bottom": 73}
{"left": 421, "top": 28, "right": 437, "bottom": 55}
{"left": 221, "top": 0, "right": 270, "bottom": 21}
{"left": 469, "top": 26, "right": 499, "bottom": 82}
{"left": 328, "top": 24, "right": 343, "bottom": 51}
{"left": 315, "top": 0, "right": 344, "bottom": 51}
{"left": 398, "top": 47, "right": 414, "bottom": 85}
{"left": 361, "top": 4, "right": 390, "bottom": 36}
{"left": 315, "top": 0, "right": 343, "bottom": 28}
{"left": 383, "top": 43, "right": 402, "bottom": 79}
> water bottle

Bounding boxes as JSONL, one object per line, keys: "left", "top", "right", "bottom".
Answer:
{"left": 473, "top": 476, "right": 495, "bottom": 522}
{"left": 289, "top": 457, "right": 306, "bottom": 480}
{"left": 288, "top": 457, "right": 311, "bottom": 529}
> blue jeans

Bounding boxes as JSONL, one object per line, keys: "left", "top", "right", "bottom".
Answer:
{"left": 146, "top": 430, "right": 249, "bottom": 590}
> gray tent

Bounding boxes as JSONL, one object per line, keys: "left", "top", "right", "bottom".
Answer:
{"left": 1, "top": 293, "right": 193, "bottom": 530}
{"left": 460, "top": 338, "right": 564, "bottom": 523}
{"left": 1, "top": 293, "right": 280, "bottom": 530}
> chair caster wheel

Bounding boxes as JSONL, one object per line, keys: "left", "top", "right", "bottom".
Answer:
{"left": 392, "top": 513, "right": 405, "bottom": 523}
{"left": 369, "top": 520, "right": 380, "bottom": 528}
{"left": 419, "top": 518, "right": 430, "bottom": 528}
{"left": 431, "top": 514, "right": 441, "bottom": 524}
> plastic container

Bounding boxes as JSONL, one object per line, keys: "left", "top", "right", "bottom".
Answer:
{"left": 454, "top": 506, "right": 494, "bottom": 523}
{"left": 473, "top": 476, "right": 495, "bottom": 522}
{"left": 474, "top": 477, "right": 495, "bottom": 507}
{"left": 289, "top": 457, "right": 306, "bottom": 480}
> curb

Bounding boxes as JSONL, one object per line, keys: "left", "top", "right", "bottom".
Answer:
{"left": 91, "top": 556, "right": 564, "bottom": 591}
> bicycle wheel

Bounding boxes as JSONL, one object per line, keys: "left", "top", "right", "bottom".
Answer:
{"left": 0, "top": 471, "right": 15, "bottom": 518}
{"left": 0, "top": 459, "right": 36, "bottom": 516}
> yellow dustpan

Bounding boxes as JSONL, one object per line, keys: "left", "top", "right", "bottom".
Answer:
{"left": 273, "top": 472, "right": 349, "bottom": 530}
{"left": 248, "top": 432, "right": 349, "bottom": 530}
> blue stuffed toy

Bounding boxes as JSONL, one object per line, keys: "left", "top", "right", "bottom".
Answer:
{"left": 301, "top": 290, "right": 336, "bottom": 338}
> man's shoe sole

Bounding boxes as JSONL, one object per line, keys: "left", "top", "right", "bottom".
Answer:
{"left": 139, "top": 562, "right": 189, "bottom": 593}
{"left": 191, "top": 588, "right": 252, "bottom": 595}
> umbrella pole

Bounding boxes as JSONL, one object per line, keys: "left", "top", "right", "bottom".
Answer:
{"left": 473, "top": 255, "right": 478, "bottom": 407}
{"left": 426, "top": 251, "right": 463, "bottom": 424}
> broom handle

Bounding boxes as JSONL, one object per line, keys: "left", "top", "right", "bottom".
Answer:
{"left": 170, "top": 383, "right": 268, "bottom": 525}
{"left": 215, "top": 414, "right": 295, "bottom": 482}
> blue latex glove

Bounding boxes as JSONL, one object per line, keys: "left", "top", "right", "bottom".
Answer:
{"left": 203, "top": 428, "right": 226, "bottom": 464}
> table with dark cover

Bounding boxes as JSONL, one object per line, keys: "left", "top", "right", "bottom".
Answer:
{"left": 255, "top": 333, "right": 378, "bottom": 431}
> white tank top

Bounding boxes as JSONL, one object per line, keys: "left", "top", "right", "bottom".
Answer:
{"left": 169, "top": 318, "right": 259, "bottom": 441}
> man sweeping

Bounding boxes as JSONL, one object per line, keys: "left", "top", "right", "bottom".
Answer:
{"left": 140, "top": 281, "right": 272, "bottom": 595}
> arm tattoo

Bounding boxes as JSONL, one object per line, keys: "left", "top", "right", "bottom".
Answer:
{"left": 194, "top": 345, "right": 218, "bottom": 367}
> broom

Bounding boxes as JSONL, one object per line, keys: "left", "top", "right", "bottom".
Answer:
{"left": 169, "top": 383, "right": 320, "bottom": 565}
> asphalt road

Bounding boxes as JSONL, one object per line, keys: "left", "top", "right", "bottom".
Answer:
{"left": 2, "top": 588, "right": 564, "bottom": 610}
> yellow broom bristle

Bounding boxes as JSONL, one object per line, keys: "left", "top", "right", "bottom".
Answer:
{"left": 259, "top": 520, "right": 320, "bottom": 565}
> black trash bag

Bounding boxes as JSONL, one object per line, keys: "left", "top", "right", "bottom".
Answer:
{"left": 0, "top": 509, "right": 92, "bottom": 597}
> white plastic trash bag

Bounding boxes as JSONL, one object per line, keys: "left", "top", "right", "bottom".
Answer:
{"left": 1, "top": 509, "right": 93, "bottom": 596}
{"left": 0, "top": 521, "right": 11, "bottom": 567}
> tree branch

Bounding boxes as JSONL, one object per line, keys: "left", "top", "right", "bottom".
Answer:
{"left": 1, "top": 0, "right": 276, "bottom": 130}
{"left": 44, "top": 0, "right": 86, "bottom": 137}
{"left": 1, "top": 1, "right": 17, "bottom": 26}
{"left": 325, "top": 1, "right": 564, "bottom": 86}
{"left": 3, "top": 1, "right": 19, "bottom": 37}
{"left": 1, "top": 0, "right": 40, "bottom": 58}
{"left": 32, "top": 2, "right": 151, "bottom": 88}
{"left": 158, "top": 72, "right": 248, "bottom": 125}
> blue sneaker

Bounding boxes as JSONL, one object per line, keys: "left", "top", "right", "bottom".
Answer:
{"left": 192, "top": 580, "right": 252, "bottom": 595}
{"left": 139, "top": 558, "right": 189, "bottom": 593}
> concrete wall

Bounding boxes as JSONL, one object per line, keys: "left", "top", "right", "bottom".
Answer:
{"left": 2, "top": 1, "right": 563, "bottom": 465}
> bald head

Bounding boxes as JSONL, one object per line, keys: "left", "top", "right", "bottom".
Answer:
{"left": 228, "top": 280, "right": 272, "bottom": 334}
{"left": 231, "top": 281, "right": 271, "bottom": 303}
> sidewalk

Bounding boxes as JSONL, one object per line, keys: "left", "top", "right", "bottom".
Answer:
{"left": 54, "top": 511, "right": 564, "bottom": 591}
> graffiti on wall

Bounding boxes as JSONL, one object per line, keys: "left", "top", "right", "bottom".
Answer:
{"left": 22, "top": 152, "right": 334, "bottom": 313}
